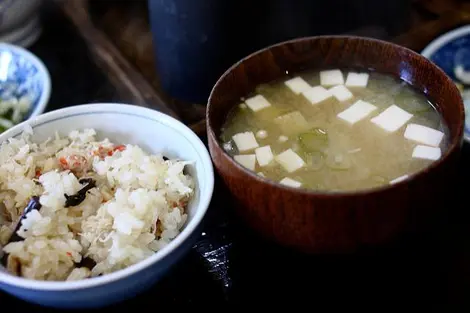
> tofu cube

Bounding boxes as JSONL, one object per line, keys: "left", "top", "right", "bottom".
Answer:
{"left": 255, "top": 145, "right": 274, "bottom": 167}
{"left": 345, "top": 72, "right": 369, "bottom": 87}
{"left": 275, "top": 149, "right": 305, "bottom": 173}
{"left": 284, "top": 76, "right": 311, "bottom": 94}
{"left": 279, "top": 177, "right": 302, "bottom": 188}
{"left": 337, "top": 100, "right": 377, "bottom": 125}
{"left": 234, "top": 154, "right": 256, "bottom": 171}
{"left": 404, "top": 123, "right": 444, "bottom": 147}
{"left": 274, "top": 111, "right": 311, "bottom": 134}
{"left": 329, "top": 85, "right": 354, "bottom": 102}
{"left": 389, "top": 175, "right": 409, "bottom": 184}
{"left": 245, "top": 94, "right": 271, "bottom": 112}
{"left": 412, "top": 145, "right": 441, "bottom": 161}
{"left": 320, "top": 69, "right": 344, "bottom": 86}
{"left": 232, "top": 131, "right": 259, "bottom": 152}
{"left": 302, "top": 86, "right": 332, "bottom": 105}
{"left": 370, "top": 105, "right": 413, "bottom": 132}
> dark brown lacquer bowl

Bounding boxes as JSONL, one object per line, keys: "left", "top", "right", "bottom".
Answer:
{"left": 206, "top": 36, "right": 465, "bottom": 253}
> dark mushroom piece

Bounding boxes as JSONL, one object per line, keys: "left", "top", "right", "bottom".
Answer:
{"left": 1, "top": 196, "right": 42, "bottom": 267}
{"left": 64, "top": 179, "right": 96, "bottom": 208}
{"left": 7, "top": 196, "right": 42, "bottom": 244}
{"left": 78, "top": 178, "right": 93, "bottom": 185}
{"left": 77, "top": 256, "right": 96, "bottom": 270}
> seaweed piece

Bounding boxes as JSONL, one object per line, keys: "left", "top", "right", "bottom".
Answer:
{"left": 64, "top": 179, "right": 96, "bottom": 208}
{"left": 298, "top": 128, "right": 328, "bottom": 153}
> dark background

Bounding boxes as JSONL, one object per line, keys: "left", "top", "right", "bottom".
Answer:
{"left": 148, "top": 0, "right": 412, "bottom": 103}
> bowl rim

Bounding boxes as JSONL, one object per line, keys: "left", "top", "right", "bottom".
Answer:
{"left": 0, "top": 42, "right": 51, "bottom": 119}
{"left": 420, "top": 24, "right": 470, "bottom": 143}
{"left": 0, "top": 103, "right": 215, "bottom": 290}
{"left": 207, "top": 35, "right": 464, "bottom": 198}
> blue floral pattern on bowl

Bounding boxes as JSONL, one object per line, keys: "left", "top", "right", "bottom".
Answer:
{"left": 422, "top": 25, "right": 470, "bottom": 142}
{"left": 0, "top": 42, "right": 50, "bottom": 124}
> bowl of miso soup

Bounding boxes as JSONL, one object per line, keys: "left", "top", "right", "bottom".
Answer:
{"left": 207, "top": 36, "right": 465, "bottom": 253}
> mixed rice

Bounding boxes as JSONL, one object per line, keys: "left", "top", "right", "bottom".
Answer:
{"left": 0, "top": 128, "right": 194, "bottom": 281}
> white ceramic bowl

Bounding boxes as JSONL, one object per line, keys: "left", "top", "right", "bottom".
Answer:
{"left": 0, "top": 103, "right": 214, "bottom": 308}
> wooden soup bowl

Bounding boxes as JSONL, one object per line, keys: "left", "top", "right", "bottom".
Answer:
{"left": 206, "top": 36, "right": 464, "bottom": 253}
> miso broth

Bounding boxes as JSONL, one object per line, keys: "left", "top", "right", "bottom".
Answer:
{"left": 219, "top": 69, "right": 449, "bottom": 192}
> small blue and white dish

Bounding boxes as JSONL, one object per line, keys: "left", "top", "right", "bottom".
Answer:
{"left": 0, "top": 42, "right": 51, "bottom": 132}
{"left": 421, "top": 25, "right": 470, "bottom": 142}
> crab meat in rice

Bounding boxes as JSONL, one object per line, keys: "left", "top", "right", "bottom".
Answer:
{"left": 58, "top": 155, "right": 90, "bottom": 175}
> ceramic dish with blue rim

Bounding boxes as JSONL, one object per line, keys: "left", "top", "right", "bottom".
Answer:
{"left": 421, "top": 25, "right": 470, "bottom": 142}
{"left": 0, "top": 42, "right": 51, "bottom": 132}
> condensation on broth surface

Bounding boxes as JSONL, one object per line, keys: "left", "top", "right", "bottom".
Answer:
{"left": 220, "top": 70, "right": 449, "bottom": 192}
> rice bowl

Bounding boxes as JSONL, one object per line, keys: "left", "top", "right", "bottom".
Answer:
{"left": 0, "top": 103, "right": 214, "bottom": 308}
